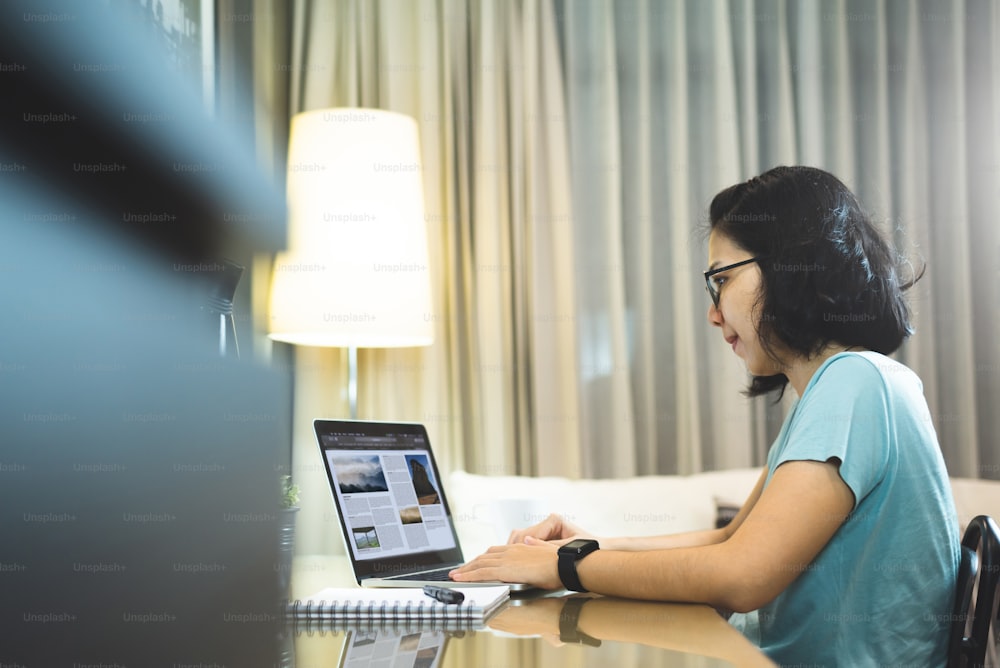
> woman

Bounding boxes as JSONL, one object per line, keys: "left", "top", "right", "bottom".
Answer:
{"left": 451, "top": 166, "right": 960, "bottom": 665}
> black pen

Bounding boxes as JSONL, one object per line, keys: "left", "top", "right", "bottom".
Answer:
{"left": 423, "top": 585, "right": 465, "bottom": 605}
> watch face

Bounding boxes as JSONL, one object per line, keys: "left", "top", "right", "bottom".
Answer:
{"left": 561, "top": 539, "right": 598, "bottom": 555}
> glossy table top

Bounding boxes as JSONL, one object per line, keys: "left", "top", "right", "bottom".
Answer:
{"left": 286, "top": 556, "right": 775, "bottom": 668}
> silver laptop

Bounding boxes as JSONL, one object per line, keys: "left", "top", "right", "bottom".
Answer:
{"left": 315, "top": 419, "right": 532, "bottom": 590}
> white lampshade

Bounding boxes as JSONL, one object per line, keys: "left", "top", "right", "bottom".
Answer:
{"left": 268, "top": 108, "right": 434, "bottom": 348}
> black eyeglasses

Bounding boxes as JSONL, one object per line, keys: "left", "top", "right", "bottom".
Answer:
{"left": 703, "top": 257, "right": 765, "bottom": 308}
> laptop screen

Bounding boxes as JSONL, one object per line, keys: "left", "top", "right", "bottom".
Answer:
{"left": 315, "top": 420, "right": 465, "bottom": 581}
{"left": 338, "top": 628, "right": 447, "bottom": 668}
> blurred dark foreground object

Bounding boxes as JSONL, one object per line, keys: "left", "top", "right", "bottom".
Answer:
{"left": 0, "top": 0, "right": 290, "bottom": 665}
{"left": 0, "top": 0, "right": 285, "bottom": 266}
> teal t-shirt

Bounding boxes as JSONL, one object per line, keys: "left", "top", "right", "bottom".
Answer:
{"left": 729, "top": 351, "right": 960, "bottom": 666}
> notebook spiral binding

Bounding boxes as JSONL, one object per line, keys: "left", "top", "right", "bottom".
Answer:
{"left": 285, "top": 616, "right": 481, "bottom": 636}
{"left": 282, "top": 597, "right": 484, "bottom": 635}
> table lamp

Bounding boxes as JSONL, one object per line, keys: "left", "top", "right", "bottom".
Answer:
{"left": 268, "top": 108, "right": 434, "bottom": 418}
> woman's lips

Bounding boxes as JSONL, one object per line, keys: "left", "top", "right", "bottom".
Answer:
{"left": 725, "top": 335, "right": 739, "bottom": 354}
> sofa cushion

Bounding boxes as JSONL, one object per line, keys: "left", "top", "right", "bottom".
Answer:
{"left": 447, "top": 468, "right": 761, "bottom": 556}
{"left": 950, "top": 477, "right": 1000, "bottom": 532}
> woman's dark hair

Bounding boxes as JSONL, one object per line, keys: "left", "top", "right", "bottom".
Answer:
{"left": 708, "top": 165, "right": 921, "bottom": 397}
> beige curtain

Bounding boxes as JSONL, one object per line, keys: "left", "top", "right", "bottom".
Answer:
{"left": 559, "top": 0, "right": 769, "bottom": 477}
{"left": 548, "top": 0, "right": 1000, "bottom": 479}
{"left": 230, "top": 0, "right": 1000, "bottom": 555}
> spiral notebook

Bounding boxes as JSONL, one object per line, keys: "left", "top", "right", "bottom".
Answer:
{"left": 285, "top": 585, "right": 510, "bottom": 623}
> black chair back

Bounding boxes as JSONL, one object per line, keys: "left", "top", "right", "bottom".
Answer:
{"left": 948, "top": 515, "right": 1000, "bottom": 667}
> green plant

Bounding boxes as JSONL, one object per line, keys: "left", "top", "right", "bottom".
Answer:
{"left": 280, "top": 474, "right": 300, "bottom": 509}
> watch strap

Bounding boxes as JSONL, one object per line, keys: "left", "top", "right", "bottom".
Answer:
{"left": 558, "top": 550, "right": 588, "bottom": 592}
{"left": 558, "top": 540, "right": 598, "bottom": 592}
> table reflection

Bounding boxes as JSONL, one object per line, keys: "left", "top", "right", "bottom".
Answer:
{"left": 287, "top": 593, "right": 775, "bottom": 668}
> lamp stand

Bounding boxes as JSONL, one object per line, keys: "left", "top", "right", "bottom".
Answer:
{"left": 347, "top": 345, "right": 358, "bottom": 420}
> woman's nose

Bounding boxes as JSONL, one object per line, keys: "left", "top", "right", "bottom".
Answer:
{"left": 707, "top": 302, "right": 723, "bottom": 327}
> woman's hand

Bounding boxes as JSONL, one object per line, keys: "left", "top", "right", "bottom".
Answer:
{"left": 487, "top": 597, "right": 569, "bottom": 644}
{"left": 506, "top": 513, "right": 595, "bottom": 545}
{"left": 449, "top": 536, "right": 563, "bottom": 589}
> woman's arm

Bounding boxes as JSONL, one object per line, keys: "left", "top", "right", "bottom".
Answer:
{"left": 451, "top": 460, "right": 854, "bottom": 612}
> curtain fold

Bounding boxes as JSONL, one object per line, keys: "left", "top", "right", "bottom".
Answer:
{"left": 229, "top": 0, "right": 1000, "bottom": 560}
{"left": 964, "top": 0, "right": 1000, "bottom": 477}
{"left": 917, "top": 0, "right": 980, "bottom": 476}
{"left": 562, "top": 0, "right": 637, "bottom": 477}
{"left": 520, "top": 0, "right": 584, "bottom": 476}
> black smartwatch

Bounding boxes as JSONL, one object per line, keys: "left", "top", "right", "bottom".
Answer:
{"left": 557, "top": 539, "right": 599, "bottom": 592}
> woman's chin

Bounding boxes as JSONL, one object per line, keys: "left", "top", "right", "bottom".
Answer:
{"left": 745, "top": 357, "right": 777, "bottom": 378}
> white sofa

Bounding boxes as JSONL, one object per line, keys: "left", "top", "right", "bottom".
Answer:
{"left": 447, "top": 468, "right": 1000, "bottom": 557}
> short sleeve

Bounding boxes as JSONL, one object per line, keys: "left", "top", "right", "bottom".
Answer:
{"left": 772, "top": 355, "right": 891, "bottom": 509}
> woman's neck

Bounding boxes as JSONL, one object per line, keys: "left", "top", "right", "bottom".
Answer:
{"left": 785, "top": 344, "right": 864, "bottom": 397}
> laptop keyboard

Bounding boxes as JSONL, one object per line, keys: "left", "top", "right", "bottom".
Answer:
{"left": 390, "top": 568, "right": 454, "bottom": 582}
